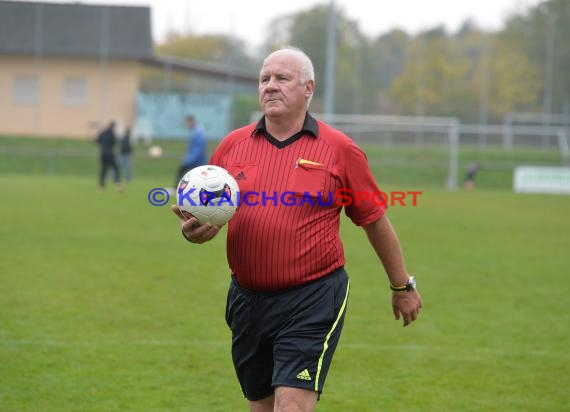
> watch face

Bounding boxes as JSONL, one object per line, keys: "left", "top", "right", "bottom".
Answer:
{"left": 408, "top": 276, "right": 416, "bottom": 290}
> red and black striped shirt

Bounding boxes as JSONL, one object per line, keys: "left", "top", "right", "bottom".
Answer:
{"left": 210, "top": 113, "right": 386, "bottom": 292}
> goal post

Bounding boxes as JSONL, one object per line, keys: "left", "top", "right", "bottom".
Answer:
{"left": 312, "top": 113, "right": 460, "bottom": 191}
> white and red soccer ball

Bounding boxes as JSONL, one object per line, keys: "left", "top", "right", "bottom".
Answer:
{"left": 176, "top": 165, "right": 239, "bottom": 226}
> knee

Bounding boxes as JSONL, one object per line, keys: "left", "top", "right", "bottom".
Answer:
{"left": 274, "top": 387, "right": 318, "bottom": 412}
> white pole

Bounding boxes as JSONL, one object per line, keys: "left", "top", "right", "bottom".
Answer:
{"left": 503, "top": 112, "right": 513, "bottom": 151}
{"left": 478, "top": 35, "right": 491, "bottom": 150}
{"left": 558, "top": 129, "right": 569, "bottom": 164}
{"left": 99, "top": 7, "right": 110, "bottom": 126}
{"left": 323, "top": 0, "right": 336, "bottom": 117}
{"left": 542, "top": 12, "right": 556, "bottom": 149}
{"left": 415, "top": 35, "right": 425, "bottom": 147}
{"left": 34, "top": 3, "right": 44, "bottom": 135}
{"left": 447, "top": 122, "right": 459, "bottom": 191}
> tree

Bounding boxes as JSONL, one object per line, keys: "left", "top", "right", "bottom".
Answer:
{"left": 504, "top": 0, "right": 570, "bottom": 114}
{"left": 391, "top": 28, "right": 475, "bottom": 119}
{"left": 143, "top": 0, "right": 560, "bottom": 122}
{"left": 261, "top": 5, "right": 365, "bottom": 113}
{"left": 485, "top": 33, "right": 541, "bottom": 119}
{"left": 156, "top": 32, "right": 257, "bottom": 71}
{"left": 364, "top": 29, "right": 409, "bottom": 114}
{"left": 140, "top": 32, "right": 259, "bottom": 101}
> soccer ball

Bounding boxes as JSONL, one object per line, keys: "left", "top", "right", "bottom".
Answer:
{"left": 176, "top": 165, "right": 239, "bottom": 226}
{"left": 148, "top": 145, "right": 163, "bottom": 158}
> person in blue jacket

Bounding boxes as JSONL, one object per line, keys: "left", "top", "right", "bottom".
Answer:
{"left": 174, "top": 115, "right": 207, "bottom": 188}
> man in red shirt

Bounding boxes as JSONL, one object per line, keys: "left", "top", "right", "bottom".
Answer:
{"left": 172, "top": 47, "right": 422, "bottom": 412}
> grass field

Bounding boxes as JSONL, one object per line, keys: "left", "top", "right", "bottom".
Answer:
{"left": 1, "top": 137, "right": 569, "bottom": 411}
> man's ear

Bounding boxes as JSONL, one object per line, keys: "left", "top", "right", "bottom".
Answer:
{"left": 304, "top": 79, "right": 315, "bottom": 98}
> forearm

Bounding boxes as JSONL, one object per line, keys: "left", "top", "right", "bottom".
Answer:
{"left": 362, "top": 215, "right": 410, "bottom": 287}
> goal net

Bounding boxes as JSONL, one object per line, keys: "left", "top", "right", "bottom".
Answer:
{"left": 312, "top": 113, "right": 460, "bottom": 191}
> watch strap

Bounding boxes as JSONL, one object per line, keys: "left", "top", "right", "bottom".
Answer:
{"left": 390, "top": 276, "right": 415, "bottom": 292}
{"left": 390, "top": 283, "right": 408, "bottom": 291}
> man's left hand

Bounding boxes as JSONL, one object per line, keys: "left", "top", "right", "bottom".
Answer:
{"left": 392, "top": 291, "right": 422, "bottom": 327}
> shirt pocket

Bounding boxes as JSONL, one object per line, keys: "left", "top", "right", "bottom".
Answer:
{"left": 287, "top": 160, "right": 327, "bottom": 198}
{"left": 226, "top": 161, "right": 259, "bottom": 201}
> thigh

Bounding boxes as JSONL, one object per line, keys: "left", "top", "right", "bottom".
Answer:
{"left": 272, "top": 269, "right": 350, "bottom": 395}
{"left": 226, "top": 280, "right": 275, "bottom": 401}
{"left": 110, "top": 155, "right": 119, "bottom": 169}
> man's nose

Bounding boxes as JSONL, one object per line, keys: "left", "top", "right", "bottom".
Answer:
{"left": 264, "top": 77, "right": 279, "bottom": 89}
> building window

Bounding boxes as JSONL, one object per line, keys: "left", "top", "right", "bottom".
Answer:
{"left": 63, "top": 77, "right": 87, "bottom": 106}
{"left": 13, "top": 75, "right": 39, "bottom": 105}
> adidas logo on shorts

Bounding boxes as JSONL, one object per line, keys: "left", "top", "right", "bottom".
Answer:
{"left": 296, "top": 369, "right": 312, "bottom": 381}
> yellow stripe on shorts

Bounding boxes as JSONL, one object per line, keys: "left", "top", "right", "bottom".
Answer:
{"left": 314, "top": 279, "right": 350, "bottom": 391}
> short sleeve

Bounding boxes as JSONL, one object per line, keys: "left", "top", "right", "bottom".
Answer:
{"left": 341, "top": 142, "right": 387, "bottom": 226}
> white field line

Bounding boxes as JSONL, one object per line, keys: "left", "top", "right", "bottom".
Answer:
{"left": 1, "top": 339, "right": 567, "bottom": 360}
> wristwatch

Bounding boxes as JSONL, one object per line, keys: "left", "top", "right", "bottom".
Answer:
{"left": 390, "top": 276, "right": 416, "bottom": 292}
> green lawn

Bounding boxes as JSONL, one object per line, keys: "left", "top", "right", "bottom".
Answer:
{"left": 1, "top": 137, "right": 569, "bottom": 411}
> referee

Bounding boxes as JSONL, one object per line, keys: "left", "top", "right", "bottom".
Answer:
{"left": 172, "top": 47, "right": 422, "bottom": 412}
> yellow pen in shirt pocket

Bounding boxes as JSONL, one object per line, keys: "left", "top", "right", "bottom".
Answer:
{"left": 290, "top": 158, "right": 327, "bottom": 196}
{"left": 295, "top": 158, "right": 325, "bottom": 169}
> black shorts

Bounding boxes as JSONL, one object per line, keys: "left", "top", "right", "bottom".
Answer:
{"left": 225, "top": 267, "right": 350, "bottom": 401}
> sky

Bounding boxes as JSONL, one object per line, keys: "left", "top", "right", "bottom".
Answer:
{"left": 15, "top": 0, "right": 543, "bottom": 47}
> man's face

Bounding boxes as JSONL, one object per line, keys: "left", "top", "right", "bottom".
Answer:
{"left": 258, "top": 53, "right": 313, "bottom": 120}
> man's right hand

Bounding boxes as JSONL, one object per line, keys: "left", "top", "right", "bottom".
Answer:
{"left": 170, "top": 204, "right": 220, "bottom": 244}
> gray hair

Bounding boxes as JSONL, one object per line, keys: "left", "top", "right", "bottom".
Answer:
{"left": 262, "top": 46, "right": 315, "bottom": 106}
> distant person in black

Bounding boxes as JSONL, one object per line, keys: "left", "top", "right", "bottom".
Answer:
{"left": 120, "top": 127, "right": 133, "bottom": 183}
{"left": 463, "top": 161, "right": 481, "bottom": 191}
{"left": 96, "top": 121, "right": 123, "bottom": 192}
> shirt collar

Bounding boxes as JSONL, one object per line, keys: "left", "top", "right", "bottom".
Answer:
{"left": 251, "top": 112, "right": 318, "bottom": 138}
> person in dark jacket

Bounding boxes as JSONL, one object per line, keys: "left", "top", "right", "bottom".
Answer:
{"left": 96, "top": 121, "right": 123, "bottom": 192}
{"left": 463, "top": 161, "right": 481, "bottom": 191}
